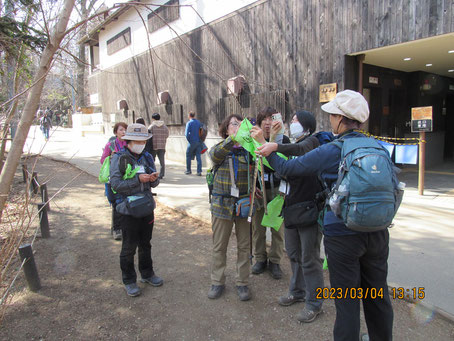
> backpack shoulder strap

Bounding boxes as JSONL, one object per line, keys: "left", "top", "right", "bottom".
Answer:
{"left": 329, "top": 137, "right": 344, "bottom": 150}
{"left": 108, "top": 136, "right": 116, "bottom": 152}
{"left": 142, "top": 151, "right": 155, "bottom": 169}
{"left": 118, "top": 151, "right": 134, "bottom": 175}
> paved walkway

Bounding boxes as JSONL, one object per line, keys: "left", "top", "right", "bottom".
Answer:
{"left": 18, "top": 126, "right": 454, "bottom": 318}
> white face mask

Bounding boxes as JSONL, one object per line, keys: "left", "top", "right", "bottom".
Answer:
{"left": 290, "top": 122, "right": 308, "bottom": 140}
{"left": 129, "top": 143, "right": 145, "bottom": 154}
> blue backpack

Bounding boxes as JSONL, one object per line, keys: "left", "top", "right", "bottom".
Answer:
{"left": 328, "top": 136, "right": 404, "bottom": 232}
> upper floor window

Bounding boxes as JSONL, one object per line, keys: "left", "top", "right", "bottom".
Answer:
{"left": 148, "top": 0, "right": 180, "bottom": 33}
{"left": 106, "top": 27, "right": 131, "bottom": 55}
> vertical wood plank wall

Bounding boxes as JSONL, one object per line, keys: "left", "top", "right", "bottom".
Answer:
{"left": 89, "top": 0, "right": 454, "bottom": 134}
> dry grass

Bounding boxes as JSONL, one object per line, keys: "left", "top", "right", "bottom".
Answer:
{"left": 0, "top": 157, "right": 39, "bottom": 324}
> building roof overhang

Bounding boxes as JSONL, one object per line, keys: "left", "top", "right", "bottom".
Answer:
{"left": 78, "top": 1, "right": 140, "bottom": 46}
{"left": 350, "top": 33, "right": 454, "bottom": 79}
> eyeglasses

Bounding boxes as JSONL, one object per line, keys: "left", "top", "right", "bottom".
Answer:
{"left": 229, "top": 121, "right": 240, "bottom": 127}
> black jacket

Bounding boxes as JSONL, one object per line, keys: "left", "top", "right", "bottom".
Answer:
{"left": 276, "top": 135, "right": 321, "bottom": 206}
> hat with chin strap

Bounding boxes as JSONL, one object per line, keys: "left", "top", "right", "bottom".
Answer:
{"left": 321, "top": 90, "right": 369, "bottom": 123}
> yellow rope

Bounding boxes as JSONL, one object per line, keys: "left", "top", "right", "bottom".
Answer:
{"left": 355, "top": 130, "right": 425, "bottom": 145}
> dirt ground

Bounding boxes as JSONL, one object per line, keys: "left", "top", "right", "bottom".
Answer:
{"left": 0, "top": 156, "right": 453, "bottom": 341}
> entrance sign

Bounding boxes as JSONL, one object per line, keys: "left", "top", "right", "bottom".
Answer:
{"left": 411, "top": 106, "right": 433, "bottom": 132}
{"left": 319, "top": 83, "right": 337, "bottom": 102}
{"left": 369, "top": 76, "right": 379, "bottom": 84}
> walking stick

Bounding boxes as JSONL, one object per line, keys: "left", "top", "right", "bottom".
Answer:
{"left": 259, "top": 156, "right": 268, "bottom": 215}
{"left": 248, "top": 157, "right": 260, "bottom": 264}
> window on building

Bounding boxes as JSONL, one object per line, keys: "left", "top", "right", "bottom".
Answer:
{"left": 90, "top": 44, "right": 100, "bottom": 72}
{"left": 147, "top": 0, "right": 179, "bottom": 33}
{"left": 106, "top": 27, "right": 131, "bottom": 55}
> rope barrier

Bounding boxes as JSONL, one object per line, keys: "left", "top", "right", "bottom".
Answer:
{"left": 355, "top": 130, "right": 425, "bottom": 145}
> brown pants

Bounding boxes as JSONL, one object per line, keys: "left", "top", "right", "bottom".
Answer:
{"left": 211, "top": 215, "right": 251, "bottom": 286}
{"left": 252, "top": 190, "right": 285, "bottom": 264}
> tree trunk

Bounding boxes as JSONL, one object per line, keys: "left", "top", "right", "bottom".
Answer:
{"left": 76, "top": 39, "right": 86, "bottom": 108}
{"left": 0, "top": 0, "right": 76, "bottom": 220}
{"left": 76, "top": 0, "right": 88, "bottom": 109}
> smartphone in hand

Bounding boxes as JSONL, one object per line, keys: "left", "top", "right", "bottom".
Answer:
{"left": 271, "top": 113, "right": 285, "bottom": 134}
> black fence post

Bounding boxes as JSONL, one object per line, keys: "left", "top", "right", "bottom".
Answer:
{"left": 21, "top": 164, "right": 28, "bottom": 183}
{"left": 31, "top": 172, "right": 39, "bottom": 194}
{"left": 37, "top": 203, "right": 50, "bottom": 238}
{"left": 18, "top": 244, "right": 41, "bottom": 292}
{"left": 40, "top": 184, "right": 50, "bottom": 211}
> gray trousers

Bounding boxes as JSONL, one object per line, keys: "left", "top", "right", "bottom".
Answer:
{"left": 151, "top": 149, "right": 166, "bottom": 178}
{"left": 285, "top": 224, "right": 324, "bottom": 311}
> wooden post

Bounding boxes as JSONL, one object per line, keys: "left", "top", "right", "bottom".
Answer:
{"left": 357, "top": 54, "right": 365, "bottom": 94}
{"left": 21, "top": 164, "right": 28, "bottom": 183}
{"left": 40, "top": 183, "right": 50, "bottom": 211}
{"left": 418, "top": 132, "right": 426, "bottom": 195}
{"left": 31, "top": 172, "right": 39, "bottom": 194}
{"left": 37, "top": 203, "right": 50, "bottom": 238}
{"left": 19, "top": 244, "right": 41, "bottom": 292}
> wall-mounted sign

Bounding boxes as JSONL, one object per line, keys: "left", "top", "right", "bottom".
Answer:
{"left": 411, "top": 106, "right": 433, "bottom": 132}
{"left": 369, "top": 76, "right": 379, "bottom": 85}
{"left": 319, "top": 83, "right": 337, "bottom": 102}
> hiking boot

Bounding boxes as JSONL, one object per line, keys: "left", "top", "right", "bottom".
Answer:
{"left": 124, "top": 283, "right": 141, "bottom": 297}
{"left": 141, "top": 275, "right": 163, "bottom": 287}
{"left": 184, "top": 171, "right": 192, "bottom": 175}
{"left": 251, "top": 261, "right": 267, "bottom": 274}
{"left": 207, "top": 284, "right": 225, "bottom": 299}
{"left": 113, "top": 230, "right": 122, "bottom": 240}
{"left": 278, "top": 294, "right": 305, "bottom": 306}
{"left": 268, "top": 262, "right": 282, "bottom": 279}
{"left": 236, "top": 285, "right": 251, "bottom": 301}
{"left": 297, "top": 308, "right": 322, "bottom": 323}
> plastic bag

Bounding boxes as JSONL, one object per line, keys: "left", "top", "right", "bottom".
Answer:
{"left": 261, "top": 195, "right": 284, "bottom": 231}
{"left": 98, "top": 156, "right": 110, "bottom": 183}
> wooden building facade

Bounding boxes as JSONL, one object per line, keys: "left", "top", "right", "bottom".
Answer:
{"left": 84, "top": 0, "right": 454, "bottom": 161}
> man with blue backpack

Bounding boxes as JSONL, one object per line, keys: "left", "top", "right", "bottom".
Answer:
{"left": 259, "top": 90, "right": 402, "bottom": 341}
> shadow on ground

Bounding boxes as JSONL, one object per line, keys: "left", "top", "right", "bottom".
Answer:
{"left": 0, "top": 157, "right": 453, "bottom": 340}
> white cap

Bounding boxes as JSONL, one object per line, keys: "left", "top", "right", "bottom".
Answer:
{"left": 321, "top": 90, "right": 369, "bottom": 123}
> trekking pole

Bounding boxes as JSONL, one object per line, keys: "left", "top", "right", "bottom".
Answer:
{"left": 259, "top": 156, "right": 268, "bottom": 215}
{"left": 248, "top": 157, "right": 260, "bottom": 264}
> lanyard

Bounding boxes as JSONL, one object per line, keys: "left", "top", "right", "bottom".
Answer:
{"left": 228, "top": 155, "right": 237, "bottom": 187}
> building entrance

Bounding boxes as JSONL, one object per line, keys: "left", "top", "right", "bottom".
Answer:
{"left": 349, "top": 33, "right": 454, "bottom": 165}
